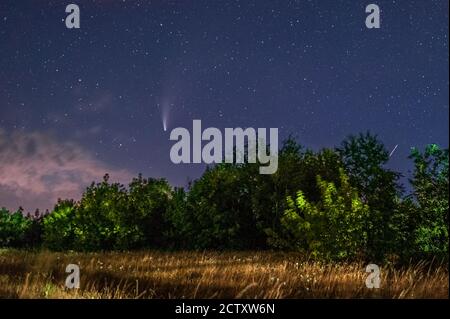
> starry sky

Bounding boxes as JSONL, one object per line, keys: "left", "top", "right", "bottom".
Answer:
{"left": 0, "top": 0, "right": 448, "bottom": 212}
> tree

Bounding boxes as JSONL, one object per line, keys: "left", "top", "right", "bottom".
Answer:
{"left": 183, "top": 163, "right": 259, "bottom": 249}
{"left": 43, "top": 200, "right": 76, "bottom": 251}
{"left": 128, "top": 174, "right": 172, "bottom": 247}
{"left": 255, "top": 138, "right": 344, "bottom": 249}
{"left": 164, "top": 187, "right": 190, "bottom": 248}
{"left": 0, "top": 207, "right": 32, "bottom": 247}
{"left": 279, "top": 169, "right": 369, "bottom": 260}
{"left": 24, "top": 209, "right": 46, "bottom": 247}
{"left": 337, "top": 132, "right": 402, "bottom": 259}
{"left": 409, "top": 144, "right": 449, "bottom": 258}
{"left": 73, "top": 174, "right": 132, "bottom": 251}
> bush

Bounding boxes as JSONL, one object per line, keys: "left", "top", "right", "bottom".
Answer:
{"left": 277, "top": 169, "right": 369, "bottom": 260}
{"left": 42, "top": 175, "right": 174, "bottom": 251}
{"left": 72, "top": 174, "right": 134, "bottom": 251}
{"left": 409, "top": 144, "right": 449, "bottom": 258}
{"left": 127, "top": 174, "right": 173, "bottom": 247}
{"left": 0, "top": 208, "right": 33, "bottom": 247}
{"left": 180, "top": 164, "right": 258, "bottom": 249}
{"left": 42, "top": 200, "right": 76, "bottom": 250}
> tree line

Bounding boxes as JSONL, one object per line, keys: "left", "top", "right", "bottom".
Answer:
{"left": 0, "top": 132, "right": 448, "bottom": 262}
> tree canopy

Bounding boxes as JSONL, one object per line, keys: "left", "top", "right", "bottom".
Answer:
{"left": 1, "top": 133, "right": 448, "bottom": 262}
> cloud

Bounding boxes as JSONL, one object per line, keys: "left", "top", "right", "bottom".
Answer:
{"left": 0, "top": 129, "right": 133, "bottom": 213}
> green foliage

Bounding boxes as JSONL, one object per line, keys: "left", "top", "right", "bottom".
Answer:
{"left": 42, "top": 200, "right": 76, "bottom": 250}
{"left": 164, "top": 187, "right": 190, "bottom": 247}
{"left": 251, "top": 137, "right": 344, "bottom": 248}
{"left": 409, "top": 144, "right": 449, "bottom": 258}
{"left": 2, "top": 133, "right": 448, "bottom": 262}
{"left": 42, "top": 174, "right": 173, "bottom": 251}
{"left": 0, "top": 208, "right": 33, "bottom": 247}
{"left": 73, "top": 174, "right": 130, "bottom": 250}
{"left": 278, "top": 169, "right": 368, "bottom": 260}
{"left": 128, "top": 174, "right": 172, "bottom": 247}
{"left": 338, "top": 132, "right": 403, "bottom": 260}
{"left": 180, "top": 163, "right": 259, "bottom": 249}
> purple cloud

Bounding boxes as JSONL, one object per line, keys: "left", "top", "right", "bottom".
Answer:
{"left": 0, "top": 129, "right": 133, "bottom": 213}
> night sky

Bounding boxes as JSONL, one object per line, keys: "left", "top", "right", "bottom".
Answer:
{"left": 0, "top": 0, "right": 448, "bottom": 212}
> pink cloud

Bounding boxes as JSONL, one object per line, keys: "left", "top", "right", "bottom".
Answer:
{"left": 0, "top": 129, "right": 133, "bottom": 213}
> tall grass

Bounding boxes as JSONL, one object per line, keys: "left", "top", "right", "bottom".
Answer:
{"left": 0, "top": 249, "right": 447, "bottom": 299}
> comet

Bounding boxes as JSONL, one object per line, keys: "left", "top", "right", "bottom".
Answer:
{"left": 389, "top": 144, "right": 398, "bottom": 157}
{"left": 162, "top": 114, "right": 168, "bottom": 132}
{"left": 159, "top": 99, "right": 171, "bottom": 132}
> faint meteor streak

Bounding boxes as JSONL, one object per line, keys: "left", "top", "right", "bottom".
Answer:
{"left": 389, "top": 144, "right": 398, "bottom": 157}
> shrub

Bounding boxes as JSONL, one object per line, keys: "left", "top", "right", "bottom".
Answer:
{"left": 42, "top": 200, "right": 76, "bottom": 250}
{"left": 409, "top": 144, "right": 449, "bottom": 258}
{"left": 0, "top": 208, "right": 32, "bottom": 247}
{"left": 279, "top": 169, "right": 369, "bottom": 260}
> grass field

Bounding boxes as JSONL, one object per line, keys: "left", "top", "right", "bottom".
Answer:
{"left": 0, "top": 249, "right": 447, "bottom": 299}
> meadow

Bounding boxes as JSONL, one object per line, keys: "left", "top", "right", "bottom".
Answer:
{"left": 0, "top": 249, "right": 447, "bottom": 299}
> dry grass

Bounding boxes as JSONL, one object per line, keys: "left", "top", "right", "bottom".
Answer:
{"left": 0, "top": 249, "right": 447, "bottom": 299}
